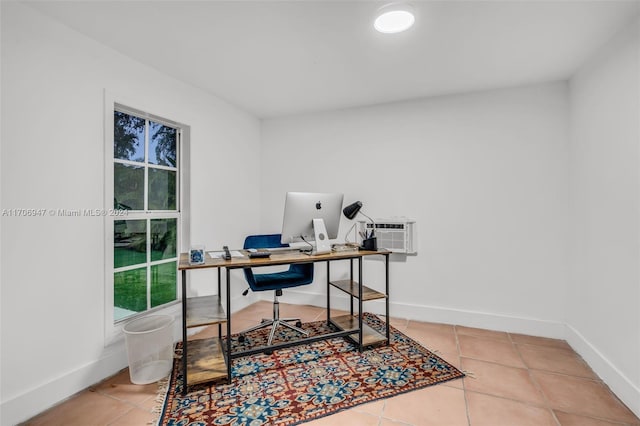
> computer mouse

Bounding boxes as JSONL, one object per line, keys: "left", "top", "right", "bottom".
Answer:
{"left": 247, "top": 248, "right": 257, "bottom": 253}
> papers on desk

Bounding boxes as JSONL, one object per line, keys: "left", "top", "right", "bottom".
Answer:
{"left": 208, "top": 250, "right": 244, "bottom": 259}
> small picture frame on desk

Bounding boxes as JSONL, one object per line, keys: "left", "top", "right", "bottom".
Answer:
{"left": 189, "top": 245, "right": 205, "bottom": 265}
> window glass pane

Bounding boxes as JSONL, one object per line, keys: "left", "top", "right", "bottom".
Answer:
{"left": 151, "top": 262, "right": 177, "bottom": 308}
{"left": 114, "top": 111, "right": 145, "bottom": 162}
{"left": 114, "top": 163, "right": 144, "bottom": 210}
{"left": 148, "top": 168, "right": 176, "bottom": 210}
{"left": 151, "top": 219, "right": 177, "bottom": 261}
{"left": 111, "top": 107, "right": 181, "bottom": 324}
{"left": 114, "top": 267, "right": 147, "bottom": 321}
{"left": 114, "top": 220, "right": 147, "bottom": 268}
{"left": 149, "top": 121, "right": 177, "bottom": 167}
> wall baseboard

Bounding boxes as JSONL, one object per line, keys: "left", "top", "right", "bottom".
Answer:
{"left": 565, "top": 323, "right": 640, "bottom": 418}
{"left": 1, "top": 346, "right": 128, "bottom": 426}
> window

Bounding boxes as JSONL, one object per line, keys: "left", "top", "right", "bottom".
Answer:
{"left": 112, "top": 108, "right": 180, "bottom": 322}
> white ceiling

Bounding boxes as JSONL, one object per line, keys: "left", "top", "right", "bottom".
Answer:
{"left": 25, "top": 0, "right": 640, "bottom": 118}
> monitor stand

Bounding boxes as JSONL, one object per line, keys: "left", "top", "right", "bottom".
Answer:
{"left": 311, "top": 218, "right": 332, "bottom": 255}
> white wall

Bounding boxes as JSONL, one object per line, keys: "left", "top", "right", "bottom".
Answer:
{"left": 261, "top": 82, "right": 570, "bottom": 336}
{"left": 568, "top": 16, "right": 640, "bottom": 416}
{"left": 0, "top": 3, "right": 261, "bottom": 424}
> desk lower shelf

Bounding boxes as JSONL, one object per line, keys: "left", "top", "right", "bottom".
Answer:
{"left": 330, "top": 280, "right": 386, "bottom": 301}
{"left": 330, "top": 314, "right": 388, "bottom": 347}
{"left": 186, "top": 338, "right": 228, "bottom": 386}
{"left": 186, "top": 295, "right": 227, "bottom": 328}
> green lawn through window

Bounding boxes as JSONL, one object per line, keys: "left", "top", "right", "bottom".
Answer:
{"left": 114, "top": 257, "right": 177, "bottom": 313}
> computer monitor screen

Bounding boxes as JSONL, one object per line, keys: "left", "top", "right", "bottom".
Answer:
{"left": 281, "top": 192, "right": 344, "bottom": 245}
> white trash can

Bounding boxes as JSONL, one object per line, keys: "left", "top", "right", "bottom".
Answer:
{"left": 123, "top": 315, "right": 175, "bottom": 385}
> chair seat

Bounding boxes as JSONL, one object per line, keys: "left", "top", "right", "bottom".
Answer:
{"left": 253, "top": 270, "right": 312, "bottom": 291}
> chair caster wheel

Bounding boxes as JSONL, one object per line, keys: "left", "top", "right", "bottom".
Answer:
{"left": 295, "top": 321, "right": 303, "bottom": 328}
{"left": 238, "top": 334, "right": 246, "bottom": 343}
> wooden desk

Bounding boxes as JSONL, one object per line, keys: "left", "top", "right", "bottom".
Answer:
{"left": 178, "top": 248, "right": 390, "bottom": 393}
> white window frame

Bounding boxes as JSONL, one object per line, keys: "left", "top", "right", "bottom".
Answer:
{"left": 103, "top": 90, "right": 190, "bottom": 346}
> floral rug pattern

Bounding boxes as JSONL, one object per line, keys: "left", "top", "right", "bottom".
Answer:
{"left": 158, "top": 313, "right": 464, "bottom": 426}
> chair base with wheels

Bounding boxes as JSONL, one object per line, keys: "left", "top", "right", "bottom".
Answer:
{"left": 238, "top": 234, "right": 314, "bottom": 347}
{"left": 238, "top": 288, "right": 307, "bottom": 345}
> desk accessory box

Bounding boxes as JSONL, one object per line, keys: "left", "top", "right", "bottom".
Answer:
{"left": 189, "top": 245, "right": 205, "bottom": 265}
{"left": 332, "top": 243, "right": 360, "bottom": 253}
{"left": 361, "top": 236, "right": 378, "bottom": 251}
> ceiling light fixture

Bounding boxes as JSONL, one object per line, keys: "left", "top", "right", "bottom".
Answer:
{"left": 374, "top": 3, "right": 415, "bottom": 34}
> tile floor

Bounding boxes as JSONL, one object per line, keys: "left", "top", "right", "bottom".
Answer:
{"left": 23, "top": 301, "right": 640, "bottom": 426}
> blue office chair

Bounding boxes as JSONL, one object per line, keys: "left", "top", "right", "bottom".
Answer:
{"left": 239, "top": 234, "right": 314, "bottom": 345}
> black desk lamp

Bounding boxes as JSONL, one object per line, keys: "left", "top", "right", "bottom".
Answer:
{"left": 343, "top": 201, "right": 377, "bottom": 250}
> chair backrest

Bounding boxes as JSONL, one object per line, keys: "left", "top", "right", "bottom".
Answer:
{"left": 243, "top": 234, "right": 287, "bottom": 251}
{"left": 243, "top": 234, "right": 314, "bottom": 291}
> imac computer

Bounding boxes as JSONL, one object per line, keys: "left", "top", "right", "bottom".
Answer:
{"left": 281, "top": 192, "right": 344, "bottom": 254}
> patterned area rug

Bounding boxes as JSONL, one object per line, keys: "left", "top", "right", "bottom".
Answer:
{"left": 158, "top": 313, "right": 464, "bottom": 425}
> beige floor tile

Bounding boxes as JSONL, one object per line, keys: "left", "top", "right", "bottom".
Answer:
{"left": 458, "top": 335, "right": 525, "bottom": 368}
{"left": 388, "top": 316, "right": 409, "bottom": 331}
{"left": 188, "top": 324, "right": 218, "bottom": 339}
{"left": 380, "top": 419, "right": 413, "bottom": 426}
{"left": 407, "top": 320, "right": 457, "bottom": 336}
{"left": 517, "top": 344, "right": 598, "bottom": 379}
{"left": 554, "top": 410, "right": 631, "bottom": 426}
{"left": 25, "top": 391, "right": 135, "bottom": 426}
{"left": 106, "top": 406, "right": 155, "bottom": 425}
{"left": 351, "top": 398, "right": 385, "bottom": 417}
{"left": 383, "top": 384, "right": 469, "bottom": 425}
{"left": 230, "top": 317, "right": 264, "bottom": 334}
{"left": 509, "top": 333, "right": 572, "bottom": 350}
{"left": 137, "top": 390, "right": 162, "bottom": 412}
{"left": 93, "top": 369, "right": 158, "bottom": 405}
{"left": 323, "top": 307, "right": 351, "bottom": 320}
{"left": 456, "top": 326, "right": 511, "bottom": 342}
{"left": 406, "top": 320, "right": 455, "bottom": 343}
{"left": 466, "top": 391, "right": 557, "bottom": 426}
{"left": 532, "top": 371, "right": 639, "bottom": 424}
{"left": 234, "top": 300, "right": 273, "bottom": 317}
{"left": 277, "top": 303, "right": 325, "bottom": 322}
{"left": 305, "top": 408, "right": 380, "bottom": 425}
{"left": 461, "top": 357, "right": 546, "bottom": 406}
{"left": 406, "top": 327, "right": 459, "bottom": 357}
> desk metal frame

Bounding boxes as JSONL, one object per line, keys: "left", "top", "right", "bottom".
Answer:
{"left": 179, "top": 249, "right": 389, "bottom": 393}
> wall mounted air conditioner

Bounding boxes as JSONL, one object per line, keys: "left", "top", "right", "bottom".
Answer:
{"left": 358, "top": 218, "right": 417, "bottom": 254}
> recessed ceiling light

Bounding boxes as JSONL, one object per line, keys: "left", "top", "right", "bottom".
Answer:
{"left": 374, "top": 4, "right": 415, "bottom": 34}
